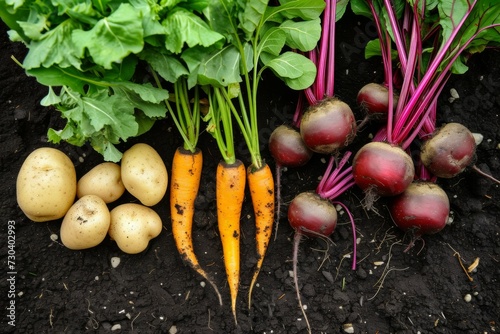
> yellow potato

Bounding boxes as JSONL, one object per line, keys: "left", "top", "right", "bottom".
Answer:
{"left": 121, "top": 143, "right": 168, "bottom": 206}
{"left": 60, "top": 195, "right": 110, "bottom": 250}
{"left": 109, "top": 203, "right": 163, "bottom": 254}
{"left": 16, "top": 147, "right": 76, "bottom": 222}
{"left": 77, "top": 162, "right": 125, "bottom": 203}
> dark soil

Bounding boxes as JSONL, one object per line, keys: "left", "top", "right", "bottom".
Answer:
{"left": 1, "top": 10, "right": 499, "bottom": 334}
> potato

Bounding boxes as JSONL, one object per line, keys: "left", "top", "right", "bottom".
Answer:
{"left": 121, "top": 143, "right": 168, "bottom": 206}
{"left": 77, "top": 162, "right": 125, "bottom": 203}
{"left": 16, "top": 147, "right": 77, "bottom": 222}
{"left": 60, "top": 195, "right": 110, "bottom": 250}
{"left": 109, "top": 203, "right": 163, "bottom": 254}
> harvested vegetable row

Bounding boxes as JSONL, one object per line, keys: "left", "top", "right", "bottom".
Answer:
{"left": 205, "top": 86, "right": 246, "bottom": 324}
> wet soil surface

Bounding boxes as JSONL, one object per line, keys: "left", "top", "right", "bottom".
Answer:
{"left": 1, "top": 10, "right": 499, "bottom": 334}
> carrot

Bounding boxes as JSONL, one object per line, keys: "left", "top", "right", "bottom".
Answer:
{"left": 216, "top": 159, "right": 246, "bottom": 324}
{"left": 170, "top": 147, "right": 223, "bottom": 306}
{"left": 247, "top": 163, "right": 275, "bottom": 309}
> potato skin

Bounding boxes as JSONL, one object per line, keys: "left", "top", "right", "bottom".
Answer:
{"left": 77, "top": 162, "right": 125, "bottom": 203}
{"left": 121, "top": 144, "right": 168, "bottom": 206}
{"left": 60, "top": 195, "right": 111, "bottom": 250}
{"left": 109, "top": 203, "right": 163, "bottom": 254}
{"left": 16, "top": 147, "right": 77, "bottom": 222}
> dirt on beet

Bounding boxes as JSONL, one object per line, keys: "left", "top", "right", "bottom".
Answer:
{"left": 1, "top": 9, "right": 499, "bottom": 334}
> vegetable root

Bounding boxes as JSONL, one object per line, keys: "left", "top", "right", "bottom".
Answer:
{"left": 216, "top": 160, "right": 246, "bottom": 324}
{"left": 170, "top": 147, "right": 222, "bottom": 305}
{"left": 247, "top": 163, "right": 275, "bottom": 310}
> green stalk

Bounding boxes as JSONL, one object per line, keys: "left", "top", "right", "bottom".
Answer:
{"left": 150, "top": 69, "right": 199, "bottom": 153}
{"left": 208, "top": 87, "right": 241, "bottom": 165}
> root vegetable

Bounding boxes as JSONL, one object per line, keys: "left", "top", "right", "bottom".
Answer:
{"left": 300, "top": 98, "right": 357, "bottom": 154}
{"left": 109, "top": 203, "right": 163, "bottom": 254}
{"left": 170, "top": 147, "right": 223, "bottom": 306}
{"left": 77, "top": 162, "right": 125, "bottom": 203}
{"left": 352, "top": 141, "right": 415, "bottom": 197}
{"left": 420, "top": 122, "right": 476, "bottom": 178}
{"left": 16, "top": 147, "right": 76, "bottom": 222}
{"left": 216, "top": 160, "right": 246, "bottom": 324}
{"left": 247, "top": 164, "right": 275, "bottom": 311}
{"left": 357, "top": 82, "right": 392, "bottom": 116}
{"left": 288, "top": 191, "right": 338, "bottom": 334}
{"left": 269, "top": 125, "right": 313, "bottom": 168}
{"left": 121, "top": 143, "right": 168, "bottom": 206}
{"left": 288, "top": 192, "right": 338, "bottom": 237}
{"left": 60, "top": 195, "right": 110, "bottom": 250}
{"left": 390, "top": 182, "right": 450, "bottom": 237}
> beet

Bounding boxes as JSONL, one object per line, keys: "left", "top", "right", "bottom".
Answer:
{"left": 390, "top": 181, "right": 450, "bottom": 236}
{"left": 352, "top": 141, "right": 415, "bottom": 197}
{"left": 268, "top": 125, "right": 313, "bottom": 167}
{"left": 357, "top": 82, "right": 392, "bottom": 116}
{"left": 300, "top": 98, "right": 357, "bottom": 154}
{"left": 288, "top": 191, "right": 338, "bottom": 237}
{"left": 420, "top": 122, "right": 476, "bottom": 178}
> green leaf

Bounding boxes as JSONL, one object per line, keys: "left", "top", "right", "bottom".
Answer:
{"left": 112, "top": 86, "right": 168, "bottom": 118}
{"left": 278, "top": 54, "right": 317, "bottom": 90}
{"left": 266, "top": 51, "right": 309, "bottom": 80}
{"left": 99, "top": 141, "right": 123, "bottom": 162}
{"left": 438, "top": 0, "right": 470, "bottom": 43}
{"left": 182, "top": 44, "right": 244, "bottom": 86}
{"left": 163, "top": 7, "right": 225, "bottom": 54}
{"left": 257, "top": 26, "right": 286, "bottom": 57}
{"left": 26, "top": 66, "right": 90, "bottom": 93}
{"left": 350, "top": 0, "right": 373, "bottom": 19}
{"left": 264, "top": 0, "right": 325, "bottom": 23}
{"left": 113, "top": 82, "right": 169, "bottom": 104}
{"left": 23, "top": 19, "right": 83, "bottom": 70}
{"left": 335, "top": 0, "right": 350, "bottom": 22}
{"left": 139, "top": 48, "right": 189, "bottom": 83}
{"left": 40, "top": 86, "right": 61, "bottom": 106}
{"left": 72, "top": 3, "right": 144, "bottom": 69}
{"left": 239, "top": 0, "right": 268, "bottom": 37}
{"left": 52, "top": 0, "right": 101, "bottom": 25}
{"left": 279, "top": 18, "right": 321, "bottom": 52}
{"left": 364, "top": 38, "right": 398, "bottom": 59}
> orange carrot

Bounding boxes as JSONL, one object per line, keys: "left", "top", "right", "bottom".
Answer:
{"left": 247, "top": 163, "right": 275, "bottom": 309}
{"left": 216, "top": 159, "right": 246, "bottom": 324}
{"left": 171, "top": 147, "right": 222, "bottom": 305}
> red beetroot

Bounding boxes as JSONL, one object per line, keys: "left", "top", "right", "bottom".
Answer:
{"left": 420, "top": 122, "right": 476, "bottom": 178}
{"left": 269, "top": 125, "right": 313, "bottom": 167}
{"left": 357, "top": 82, "right": 393, "bottom": 116}
{"left": 288, "top": 191, "right": 338, "bottom": 334}
{"left": 288, "top": 192, "right": 338, "bottom": 237}
{"left": 300, "top": 98, "right": 357, "bottom": 154}
{"left": 390, "top": 181, "right": 450, "bottom": 237}
{"left": 352, "top": 141, "right": 415, "bottom": 197}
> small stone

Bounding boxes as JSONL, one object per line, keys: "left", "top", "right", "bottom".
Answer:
{"left": 169, "top": 325, "right": 178, "bottom": 334}
{"left": 111, "top": 257, "right": 121, "bottom": 268}
{"left": 50, "top": 234, "right": 58, "bottom": 241}
{"left": 111, "top": 324, "right": 121, "bottom": 331}
{"left": 464, "top": 294, "right": 472, "bottom": 302}
{"left": 343, "top": 323, "right": 355, "bottom": 333}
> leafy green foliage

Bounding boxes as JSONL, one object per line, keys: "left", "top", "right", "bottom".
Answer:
{"left": 1, "top": 0, "right": 223, "bottom": 161}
